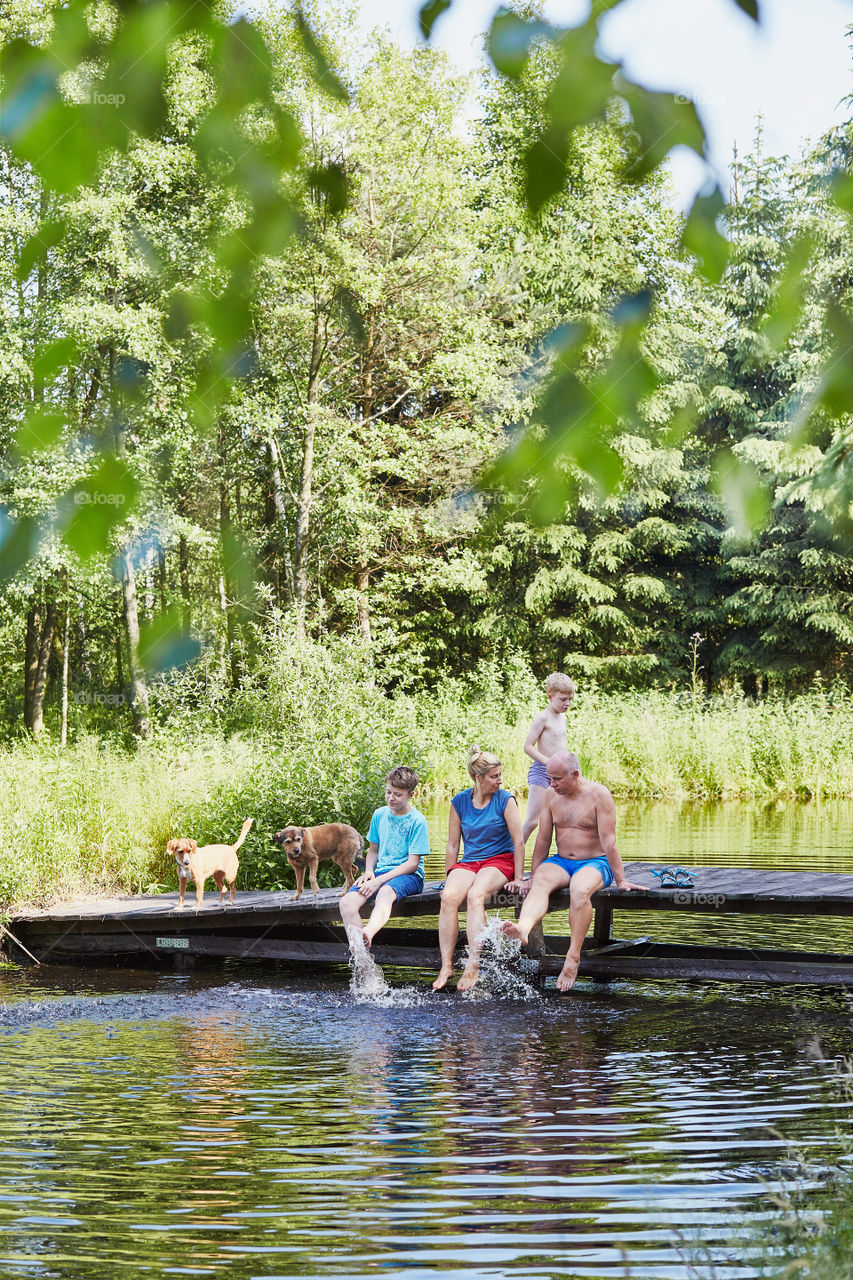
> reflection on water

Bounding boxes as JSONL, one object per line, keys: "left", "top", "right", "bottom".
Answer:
{"left": 0, "top": 961, "right": 852, "bottom": 1279}
{"left": 3, "top": 801, "right": 853, "bottom": 1278}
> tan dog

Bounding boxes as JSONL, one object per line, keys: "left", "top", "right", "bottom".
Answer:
{"left": 168, "top": 818, "right": 254, "bottom": 910}
{"left": 272, "top": 823, "right": 363, "bottom": 899}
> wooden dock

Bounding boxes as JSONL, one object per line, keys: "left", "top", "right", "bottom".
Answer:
{"left": 6, "top": 862, "right": 853, "bottom": 986}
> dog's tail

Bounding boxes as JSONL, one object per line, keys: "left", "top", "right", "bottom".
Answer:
{"left": 232, "top": 817, "right": 254, "bottom": 852}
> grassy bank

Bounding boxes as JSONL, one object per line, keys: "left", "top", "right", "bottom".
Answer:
{"left": 2, "top": 641, "right": 852, "bottom": 910}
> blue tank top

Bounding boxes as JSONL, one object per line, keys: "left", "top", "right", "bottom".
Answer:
{"left": 450, "top": 788, "right": 515, "bottom": 862}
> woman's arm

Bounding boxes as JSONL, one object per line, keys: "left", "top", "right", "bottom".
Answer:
{"left": 445, "top": 804, "right": 462, "bottom": 875}
{"left": 502, "top": 797, "right": 526, "bottom": 890}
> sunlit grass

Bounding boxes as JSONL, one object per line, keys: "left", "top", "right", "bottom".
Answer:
{"left": 2, "top": 640, "right": 852, "bottom": 910}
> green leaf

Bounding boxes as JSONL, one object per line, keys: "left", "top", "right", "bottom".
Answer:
{"left": 762, "top": 234, "right": 814, "bottom": 350}
{"left": 713, "top": 453, "right": 770, "bottom": 535}
{"left": 618, "top": 82, "right": 706, "bottom": 180}
{"left": 309, "top": 161, "right": 349, "bottom": 216}
{"left": 294, "top": 6, "right": 348, "bottom": 102}
{"left": 138, "top": 606, "right": 201, "bottom": 674}
{"left": 681, "top": 186, "right": 730, "bottom": 282}
{"left": 15, "top": 408, "right": 65, "bottom": 456}
{"left": 61, "top": 457, "right": 139, "bottom": 561}
{"left": 15, "top": 218, "right": 67, "bottom": 283}
{"left": 487, "top": 8, "right": 555, "bottom": 78}
{"left": 419, "top": 0, "right": 452, "bottom": 40}
{"left": 32, "top": 337, "right": 78, "bottom": 384}
{"left": 733, "top": 0, "right": 760, "bottom": 20}
{"left": 524, "top": 129, "right": 569, "bottom": 215}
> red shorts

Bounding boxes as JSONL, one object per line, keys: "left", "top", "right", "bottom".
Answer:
{"left": 447, "top": 852, "right": 515, "bottom": 881}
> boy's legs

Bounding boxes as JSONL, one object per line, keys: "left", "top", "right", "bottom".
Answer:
{"left": 362, "top": 885, "right": 399, "bottom": 946}
{"left": 340, "top": 886, "right": 370, "bottom": 940}
{"left": 522, "top": 783, "right": 549, "bottom": 844}
{"left": 458, "top": 864, "right": 510, "bottom": 992}
{"left": 433, "top": 867, "right": 475, "bottom": 990}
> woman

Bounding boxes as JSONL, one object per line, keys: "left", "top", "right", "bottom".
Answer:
{"left": 432, "top": 747, "right": 525, "bottom": 992}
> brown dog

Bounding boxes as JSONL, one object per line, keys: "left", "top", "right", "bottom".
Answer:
{"left": 272, "top": 823, "right": 363, "bottom": 899}
{"left": 168, "top": 818, "right": 254, "bottom": 910}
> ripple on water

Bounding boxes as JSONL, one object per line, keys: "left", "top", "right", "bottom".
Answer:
{"left": 0, "top": 963, "right": 850, "bottom": 1279}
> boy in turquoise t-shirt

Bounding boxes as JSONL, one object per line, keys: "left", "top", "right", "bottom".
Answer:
{"left": 339, "top": 765, "right": 430, "bottom": 949}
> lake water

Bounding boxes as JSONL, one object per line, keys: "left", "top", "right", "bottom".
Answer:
{"left": 2, "top": 801, "right": 853, "bottom": 1279}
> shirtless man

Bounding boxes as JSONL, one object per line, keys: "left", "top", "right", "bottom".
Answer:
{"left": 502, "top": 751, "right": 644, "bottom": 991}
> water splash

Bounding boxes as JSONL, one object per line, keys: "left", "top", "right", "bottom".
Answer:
{"left": 458, "top": 917, "right": 540, "bottom": 1002}
{"left": 346, "top": 928, "right": 423, "bottom": 1007}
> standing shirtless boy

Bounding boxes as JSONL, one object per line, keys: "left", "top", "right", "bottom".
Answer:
{"left": 522, "top": 672, "right": 575, "bottom": 843}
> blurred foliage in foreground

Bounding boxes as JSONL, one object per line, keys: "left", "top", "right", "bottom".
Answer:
{"left": 2, "top": 0, "right": 853, "bottom": 746}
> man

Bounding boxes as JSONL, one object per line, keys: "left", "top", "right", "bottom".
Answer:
{"left": 502, "top": 750, "right": 644, "bottom": 990}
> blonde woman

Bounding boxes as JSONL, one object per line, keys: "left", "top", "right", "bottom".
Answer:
{"left": 432, "top": 748, "right": 525, "bottom": 992}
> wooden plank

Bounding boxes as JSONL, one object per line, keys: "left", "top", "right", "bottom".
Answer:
{"left": 18, "top": 863, "right": 853, "bottom": 932}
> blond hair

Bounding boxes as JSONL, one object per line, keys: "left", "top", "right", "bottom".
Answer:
{"left": 467, "top": 746, "right": 501, "bottom": 781}
{"left": 546, "top": 672, "right": 575, "bottom": 695}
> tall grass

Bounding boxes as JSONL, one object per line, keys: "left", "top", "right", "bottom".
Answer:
{"left": 2, "top": 637, "right": 852, "bottom": 910}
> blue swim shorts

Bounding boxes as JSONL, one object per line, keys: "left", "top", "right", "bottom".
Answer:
{"left": 527, "top": 759, "right": 550, "bottom": 788}
{"left": 347, "top": 872, "right": 424, "bottom": 901}
{"left": 542, "top": 854, "right": 614, "bottom": 889}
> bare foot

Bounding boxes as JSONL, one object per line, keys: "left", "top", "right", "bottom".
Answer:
{"left": 361, "top": 928, "right": 373, "bottom": 950}
{"left": 432, "top": 965, "right": 454, "bottom": 991}
{"left": 457, "top": 960, "right": 480, "bottom": 992}
{"left": 555, "top": 954, "right": 580, "bottom": 992}
{"left": 501, "top": 920, "right": 528, "bottom": 945}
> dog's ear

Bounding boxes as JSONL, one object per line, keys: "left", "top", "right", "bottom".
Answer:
{"left": 300, "top": 828, "right": 306, "bottom": 838}
{"left": 189, "top": 840, "right": 198, "bottom": 853}
{"left": 167, "top": 839, "right": 178, "bottom": 853}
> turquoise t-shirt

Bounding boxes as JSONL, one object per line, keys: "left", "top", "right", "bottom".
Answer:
{"left": 367, "top": 806, "right": 429, "bottom": 884}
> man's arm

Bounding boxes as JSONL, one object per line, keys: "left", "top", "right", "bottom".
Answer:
{"left": 522, "top": 711, "right": 549, "bottom": 764}
{"left": 595, "top": 788, "right": 644, "bottom": 892}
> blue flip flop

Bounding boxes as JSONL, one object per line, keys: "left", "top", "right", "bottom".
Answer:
{"left": 650, "top": 865, "right": 695, "bottom": 889}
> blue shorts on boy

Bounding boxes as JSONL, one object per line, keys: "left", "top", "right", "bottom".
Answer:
{"left": 364, "top": 805, "right": 429, "bottom": 896}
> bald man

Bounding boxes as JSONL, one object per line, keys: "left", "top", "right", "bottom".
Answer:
{"left": 502, "top": 751, "right": 644, "bottom": 990}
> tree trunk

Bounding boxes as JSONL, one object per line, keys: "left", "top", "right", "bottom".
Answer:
{"left": 113, "top": 400, "right": 150, "bottom": 740}
{"left": 76, "top": 596, "right": 92, "bottom": 684}
{"left": 355, "top": 567, "right": 374, "bottom": 691}
{"left": 218, "top": 437, "right": 240, "bottom": 688}
{"left": 25, "top": 599, "right": 57, "bottom": 739}
{"left": 293, "top": 310, "right": 325, "bottom": 633}
{"left": 119, "top": 548, "right": 151, "bottom": 740}
{"left": 178, "top": 535, "right": 191, "bottom": 635}
{"left": 267, "top": 434, "right": 295, "bottom": 605}
{"left": 143, "top": 546, "right": 155, "bottom": 620}
{"left": 60, "top": 597, "right": 70, "bottom": 749}
{"left": 24, "top": 605, "right": 39, "bottom": 724}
